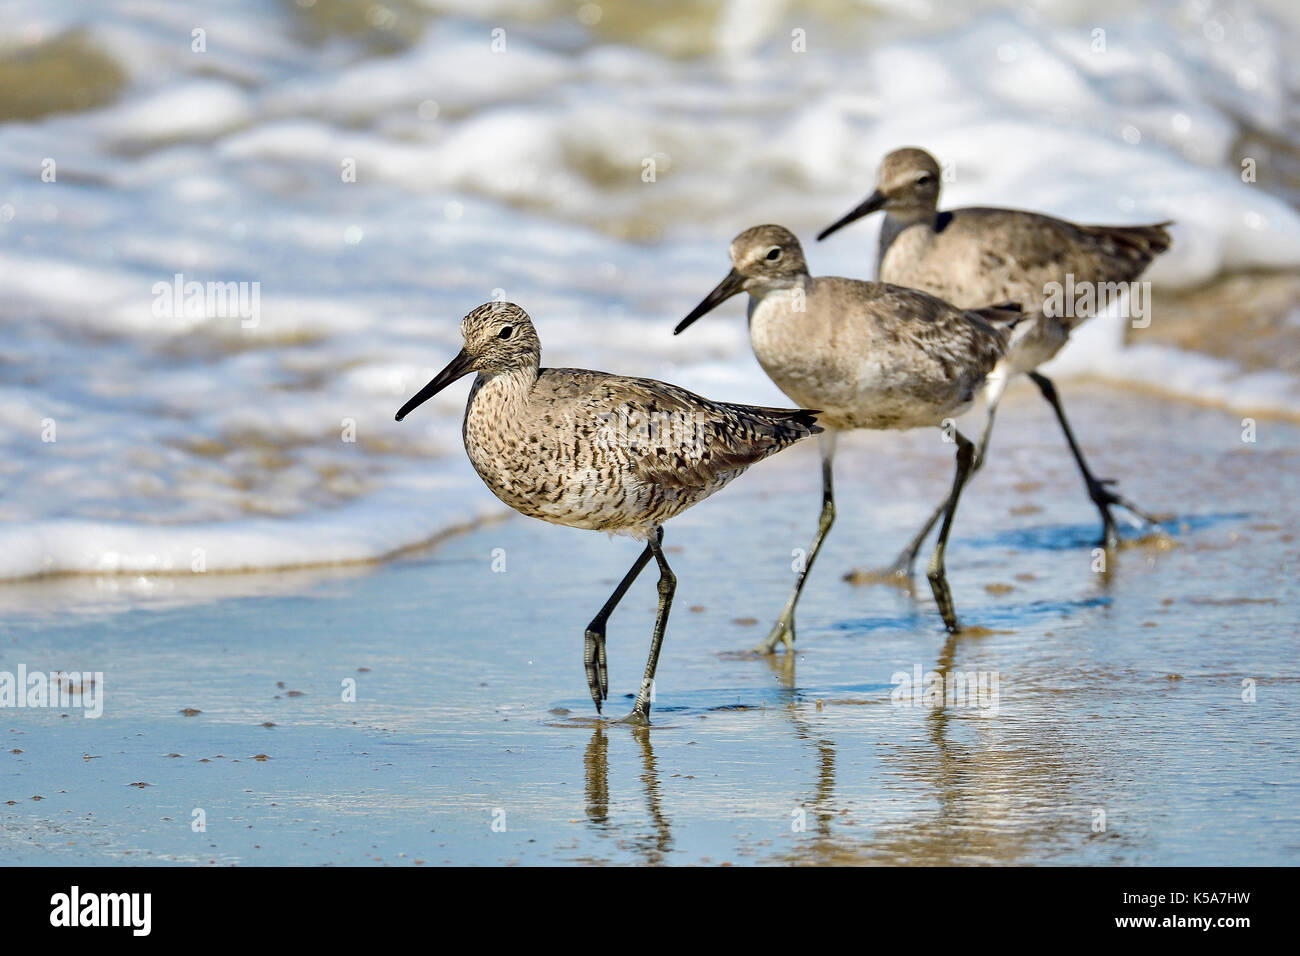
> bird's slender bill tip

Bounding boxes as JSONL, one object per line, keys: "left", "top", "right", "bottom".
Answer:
{"left": 817, "top": 189, "right": 886, "bottom": 241}
{"left": 395, "top": 347, "right": 475, "bottom": 422}
{"left": 675, "top": 269, "right": 744, "bottom": 335}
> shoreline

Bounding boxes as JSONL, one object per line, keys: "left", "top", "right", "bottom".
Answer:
{"left": 4, "top": 318, "right": 1300, "bottom": 591}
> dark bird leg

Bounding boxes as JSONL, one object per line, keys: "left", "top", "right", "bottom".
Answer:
{"left": 927, "top": 430, "right": 976, "bottom": 633}
{"left": 1029, "top": 372, "right": 1162, "bottom": 547}
{"left": 584, "top": 540, "right": 654, "bottom": 713}
{"left": 853, "top": 389, "right": 1000, "bottom": 585}
{"left": 758, "top": 432, "right": 837, "bottom": 654}
{"left": 871, "top": 494, "right": 945, "bottom": 586}
{"left": 619, "top": 526, "right": 675, "bottom": 725}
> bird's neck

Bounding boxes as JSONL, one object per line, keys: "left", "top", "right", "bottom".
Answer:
{"left": 471, "top": 363, "right": 539, "bottom": 416}
{"left": 747, "top": 275, "right": 810, "bottom": 328}
{"left": 749, "top": 271, "right": 809, "bottom": 300}
{"left": 878, "top": 209, "right": 938, "bottom": 274}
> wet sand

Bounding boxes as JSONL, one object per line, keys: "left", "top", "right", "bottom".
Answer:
{"left": 2, "top": 383, "right": 1297, "bottom": 865}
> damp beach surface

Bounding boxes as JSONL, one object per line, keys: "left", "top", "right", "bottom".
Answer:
{"left": 3, "top": 385, "right": 1297, "bottom": 866}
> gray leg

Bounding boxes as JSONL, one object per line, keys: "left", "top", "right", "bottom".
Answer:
{"left": 1029, "top": 372, "right": 1161, "bottom": 547}
{"left": 618, "top": 527, "right": 675, "bottom": 725}
{"left": 876, "top": 499, "right": 944, "bottom": 585}
{"left": 851, "top": 400, "right": 999, "bottom": 585}
{"left": 970, "top": 396, "right": 1000, "bottom": 472}
{"left": 584, "top": 541, "right": 654, "bottom": 714}
{"left": 927, "top": 430, "right": 977, "bottom": 633}
{"left": 757, "top": 433, "right": 837, "bottom": 655}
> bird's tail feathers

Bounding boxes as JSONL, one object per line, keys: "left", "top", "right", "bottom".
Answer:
{"left": 969, "top": 302, "right": 1026, "bottom": 328}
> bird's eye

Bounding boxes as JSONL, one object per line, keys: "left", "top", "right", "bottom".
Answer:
{"left": 916, "top": 174, "right": 932, "bottom": 186}
{"left": 765, "top": 247, "right": 782, "bottom": 261}
{"left": 498, "top": 326, "right": 513, "bottom": 340}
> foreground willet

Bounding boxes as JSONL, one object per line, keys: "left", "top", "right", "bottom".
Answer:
{"left": 818, "top": 147, "right": 1171, "bottom": 577}
{"left": 395, "top": 301, "right": 821, "bottom": 722}
{"left": 675, "top": 225, "right": 1020, "bottom": 648}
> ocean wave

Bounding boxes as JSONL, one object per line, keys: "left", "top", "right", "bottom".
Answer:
{"left": 1, "top": 0, "right": 1298, "bottom": 580}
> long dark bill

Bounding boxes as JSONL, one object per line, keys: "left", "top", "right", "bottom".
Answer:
{"left": 395, "top": 348, "right": 475, "bottom": 422}
{"left": 816, "top": 189, "right": 885, "bottom": 242}
{"left": 673, "top": 269, "right": 746, "bottom": 335}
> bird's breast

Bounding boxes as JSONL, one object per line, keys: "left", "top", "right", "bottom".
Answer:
{"left": 878, "top": 223, "right": 948, "bottom": 294}
{"left": 747, "top": 291, "right": 836, "bottom": 409}
{"left": 748, "top": 290, "right": 891, "bottom": 426}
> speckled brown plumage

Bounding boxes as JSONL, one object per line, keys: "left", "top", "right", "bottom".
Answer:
{"left": 464, "top": 363, "right": 820, "bottom": 538}
{"left": 395, "top": 300, "right": 820, "bottom": 723}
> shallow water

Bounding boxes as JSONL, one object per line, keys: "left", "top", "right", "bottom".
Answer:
{"left": 3, "top": 386, "right": 1297, "bottom": 865}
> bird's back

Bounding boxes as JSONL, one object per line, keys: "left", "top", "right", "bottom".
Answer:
{"left": 748, "top": 276, "right": 1010, "bottom": 431}
{"left": 880, "top": 207, "right": 1171, "bottom": 314}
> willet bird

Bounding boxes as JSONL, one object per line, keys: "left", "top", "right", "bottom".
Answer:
{"left": 675, "top": 225, "right": 1020, "bottom": 649}
{"left": 395, "top": 301, "right": 821, "bottom": 723}
{"left": 818, "top": 147, "right": 1172, "bottom": 579}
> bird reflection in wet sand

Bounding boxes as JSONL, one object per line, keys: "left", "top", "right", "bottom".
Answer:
{"left": 868, "top": 632, "right": 1072, "bottom": 865}
{"left": 790, "top": 710, "right": 839, "bottom": 839}
{"left": 583, "top": 725, "right": 672, "bottom": 864}
{"left": 583, "top": 725, "right": 610, "bottom": 827}
{"left": 769, "top": 630, "right": 1118, "bottom": 865}
{"left": 755, "top": 655, "right": 842, "bottom": 849}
